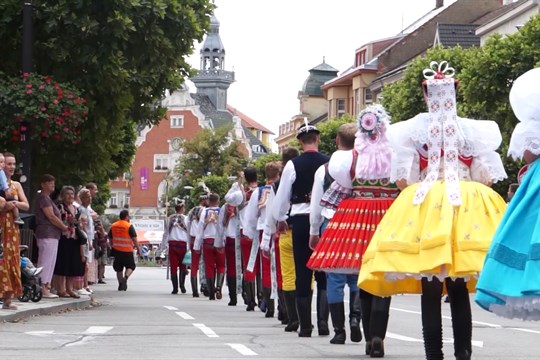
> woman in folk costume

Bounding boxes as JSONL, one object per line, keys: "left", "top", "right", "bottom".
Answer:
{"left": 307, "top": 105, "right": 398, "bottom": 357}
{"left": 475, "top": 67, "right": 540, "bottom": 320}
{"left": 358, "top": 61, "right": 507, "bottom": 360}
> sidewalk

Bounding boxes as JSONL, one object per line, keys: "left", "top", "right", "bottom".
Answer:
{"left": 0, "top": 295, "right": 93, "bottom": 323}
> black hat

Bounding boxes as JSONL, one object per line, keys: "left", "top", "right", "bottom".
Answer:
{"left": 296, "top": 123, "right": 320, "bottom": 139}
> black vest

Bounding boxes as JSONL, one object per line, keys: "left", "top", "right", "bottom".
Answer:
{"left": 290, "top": 152, "right": 329, "bottom": 204}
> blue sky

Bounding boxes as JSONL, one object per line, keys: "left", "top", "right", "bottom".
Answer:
{"left": 186, "top": 0, "right": 458, "bottom": 137}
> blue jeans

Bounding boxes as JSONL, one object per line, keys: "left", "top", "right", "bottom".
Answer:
{"left": 327, "top": 273, "right": 359, "bottom": 304}
{"left": 320, "top": 217, "right": 359, "bottom": 304}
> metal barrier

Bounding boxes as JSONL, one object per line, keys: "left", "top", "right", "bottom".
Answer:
{"left": 19, "top": 229, "right": 35, "bottom": 261}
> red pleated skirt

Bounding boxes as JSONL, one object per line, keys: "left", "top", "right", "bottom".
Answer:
{"left": 307, "top": 197, "right": 395, "bottom": 274}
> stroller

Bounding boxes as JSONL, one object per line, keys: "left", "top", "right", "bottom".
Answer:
{"left": 18, "top": 245, "right": 43, "bottom": 303}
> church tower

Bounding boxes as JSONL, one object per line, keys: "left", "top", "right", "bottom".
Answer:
{"left": 191, "top": 14, "right": 235, "bottom": 111}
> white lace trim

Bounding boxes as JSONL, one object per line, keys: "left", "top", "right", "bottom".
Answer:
{"left": 489, "top": 297, "right": 540, "bottom": 321}
{"left": 508, "top": 122, "right": 540, "bottom": 160}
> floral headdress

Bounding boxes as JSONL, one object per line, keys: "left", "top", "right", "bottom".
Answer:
{"left": 413, "top": 61, "right": 462, "bottom": 206}
{"left": 355, "top": 104, "right": 392, "bottom": 180}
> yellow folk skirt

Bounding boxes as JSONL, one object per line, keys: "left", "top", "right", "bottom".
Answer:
{"left": 358, "top": 180, "right": 506, "bottom": 297}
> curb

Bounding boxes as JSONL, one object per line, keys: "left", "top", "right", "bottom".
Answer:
{"left": 0, "top": 297, "right": 93, "bottom": 323}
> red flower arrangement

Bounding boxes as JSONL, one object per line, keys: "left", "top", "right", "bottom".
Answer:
{"left": 0, "top": 72, "right": 88, "bottom": 144}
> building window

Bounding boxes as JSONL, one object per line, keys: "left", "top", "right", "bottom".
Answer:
{"left": 109, "top": 193, "right": 117, "bottom": 208}
{"left": 170, "top": 115, "right": 184, "bottom": 128}
{"left": 256, "top": 130, "right": 262, "bottom": 140}
{"left": 337, "top": 99, "right": 346, "bottom": 118}
{"left": 365, "top": 88, "right": 373, "bottom": 104}
{"left": 154, "top": 154, "right": 169, "bottom": 172}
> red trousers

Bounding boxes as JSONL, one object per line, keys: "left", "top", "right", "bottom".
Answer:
{"left": 225, "top": 237, "right": 236, "bottom": 277}
{"left": 257, "top": 231, "right": 271, "bottom": 288}
{"left": 169, "top": 240, "right": 187, "bottom": 275}
{"left": 203, "top": 238, "right": 225, "bottom": 279}
{"left": 241, "top": 234, "right": 259, "bottom": 281}
{"left": 190, "top": 237, "right": 201, "bottom": 277}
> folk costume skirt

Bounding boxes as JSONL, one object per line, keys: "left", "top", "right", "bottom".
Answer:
{"left": 476, "top": 160, "right": 540, "bottom": 320}
{"left": 358, "top": 180, "right": 506, "bottom": 297}
{"left": 307, "top": 197, "right": 395, "bottom": 274}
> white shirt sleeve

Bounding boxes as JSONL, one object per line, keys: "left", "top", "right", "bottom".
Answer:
{"left": 244, "top": 188, "right": 260, "bottom": 241}
{"left": 310, "top": 165, "right": 326, "bottom": 236}
{"left": 273, "top": 161, "right": 296, "bottom": 222}
{"left": 225, "top": 182, "right": 244, "bottom": 206}
{"left": 194, "top": 210, "right": 205, "bottom": 251}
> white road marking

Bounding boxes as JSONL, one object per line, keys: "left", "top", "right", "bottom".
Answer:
{"left": 387, "top": 332, "right": 483, "bottom": 348}
{"left": 509, "top": 327, "right": 540, "bottom": 335}
{"left": 163, "top": 305, "right": 178, "bottom": 311}
{"left": 226, "top": 343, "right": 258, "bottom": 356}
{"left": 83, "top": 326, "right": 113, "bottom": 334}
{"left": 392, "top": 307, "right": 504, "bottom": 329}
{"left": 176, "top": 311, "right": 194, "bottom": 320}
{"left": 193, "top": 323, "right": 219, "bottom": 338}
{"left": 25, "top": 330, "right": 55, "bottom": 337}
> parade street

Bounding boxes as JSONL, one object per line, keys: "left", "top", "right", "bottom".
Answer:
{"left": 0, "top": 266, "right": 537, "bottom": 359}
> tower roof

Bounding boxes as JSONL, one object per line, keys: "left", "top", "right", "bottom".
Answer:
{"left": 301, "top": 59, "right": 339, "bottom": 97}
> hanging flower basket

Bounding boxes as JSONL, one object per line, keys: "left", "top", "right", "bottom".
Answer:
{"left": 0, "top": 72, "right": 88, "bottom": 144}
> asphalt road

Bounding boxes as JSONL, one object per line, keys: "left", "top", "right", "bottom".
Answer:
{"left": 1, "top": 266, "right": 539, "bottom": 359}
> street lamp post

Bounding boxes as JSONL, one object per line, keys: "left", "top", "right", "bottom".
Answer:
{"left": 20, "top": 0, "right": 33, "bottom": 204}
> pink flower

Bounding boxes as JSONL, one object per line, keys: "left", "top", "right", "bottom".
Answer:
{"left": 361, "top": 113, "right": 377, "bottom": 131}
{"left": 26, "top": 89, "right": 32, "bottom": 94}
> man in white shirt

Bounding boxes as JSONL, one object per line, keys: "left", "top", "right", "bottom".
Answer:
{"left": 194, "top": 193, "right": 224, "bottom": 300}
{"left": 272, "top": 123, "right": 330, "bottom": 337}
{"left": 164, "top": 202, "right": 189, "bottom": 294}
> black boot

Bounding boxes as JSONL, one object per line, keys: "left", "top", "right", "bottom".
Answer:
{"left": 170, "top": 273, "right": 179, "bottom": 294}
{"left": 179, "top": 269, "right": 187, "bottom": 294}
{"left": 215, "top": 273, "right": 225, "bottom": 300}
{"left": 370, "top": 296, "right": 391, "bottom": 358}
{"left": 297, "top": 296, "right": 313, "bottom": 337}
{"left": 360, "top": 290, "right": 373, "bottom": 355}
{"left": 207, "top": 277, "right": 216, "bottom": 300}
{"left": 245, "top": 281, "right": 256, "bottom": 311}
{"left": 283, "top": 290, "right": 299, "bottom": 332}
{"left": 349, "top": 290, "right": 362, "bottom": 343}
{"left": 190, "top": 276, "right": 199, "bottom": 297}
{"left": 227, "top": 276, "right": 237, "bottom": 306}
{"left": 422, "top": 278, "right": 444, "bottom": 360}
{"left": 201, "top": 282, "right": 209, "bottom": 297}
{"left": 317, "top": 290, "right": 330, "bottom": 336}
{"left": 256, "top": 272, "right": 264, "bottom": 310}
{"left": 263, "top": 287, "right": 275, "bottom": 318}
{"left": 329, "top": 302, "right": 346, "bottom": 344}
{"left": 446, "top": 278, "right": 472, "bottom": 360}
{"left": 278, "top": 289, "right": 289, "bottom": 325}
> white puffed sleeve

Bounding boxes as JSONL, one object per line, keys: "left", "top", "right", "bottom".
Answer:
{"left": 508, "top": 121, "right": 540, "bottom": 161}
{"left": 387, "top": 114, "right": 425, "bottom": 184}
{"left": 460, "top": 118, "right": 507, "bottom": 184}
{"left": 327, "top": 150, "right": 354, "bottom": 189}
{"left": 225, "top": 182, "right": 244, "bottom": 206}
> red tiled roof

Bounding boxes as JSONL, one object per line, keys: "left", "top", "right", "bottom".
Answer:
{"left": 226, "top": 105, "right": 275, "bottom": 135}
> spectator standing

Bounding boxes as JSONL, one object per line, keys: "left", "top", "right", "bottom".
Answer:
{"left": 35, "top": 174, "right": 69, "bottom": 298}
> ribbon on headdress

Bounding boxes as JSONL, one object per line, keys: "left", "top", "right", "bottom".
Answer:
{"left": 413, "top": 62, "right": 461, "bottom": 206}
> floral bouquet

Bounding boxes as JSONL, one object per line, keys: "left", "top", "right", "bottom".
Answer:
{"left": 0, "top": 72, "right": 88, "bottom": 144}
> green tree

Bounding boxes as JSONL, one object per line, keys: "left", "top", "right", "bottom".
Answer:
{"left": 174, "top": 126, "right": 247, "bottom": 183}
{"left": 459, "top": 14, "right": 540, "bottom": 192}
{"left": 317, "top": 114, "right": 355, "bottom": 156}
{"left": 381, "top": 46, "right": 477, "bottom": 122}
{"left": 250, "top": 152, "right": 281, "bottom": 185}
{"left": 0, "top": 0, "right": 214, "bottom": 195}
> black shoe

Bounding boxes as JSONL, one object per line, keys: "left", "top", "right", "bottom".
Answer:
{"left": 370, "top": 337, "right": 384, "bottom": 358}
{"left": 98, "top": 280, "right": 106, "bottom": 284}
{"left": 284, "top": 320, "right": 299, "bottom": 332}
{"left": 330, "top": 330, "right": 346, "bottom": 345}
{"left": 350, "top": 317, "right": 362, "bottom": 343}
{"left": 298, "top": 328, "right": 312, "bottom": 338}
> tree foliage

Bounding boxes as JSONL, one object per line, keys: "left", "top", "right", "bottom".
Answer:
{"left": 0, "top": 0, "right": 214, "bottom": 201}
{"left": 250, "top": 152, "right": 281, "bottom": 185}
{"left": 379, "top": 14, "right": 540, "bottom": 196}
{"left": 174, "top": 126, "right": 247, "bottom": 184}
